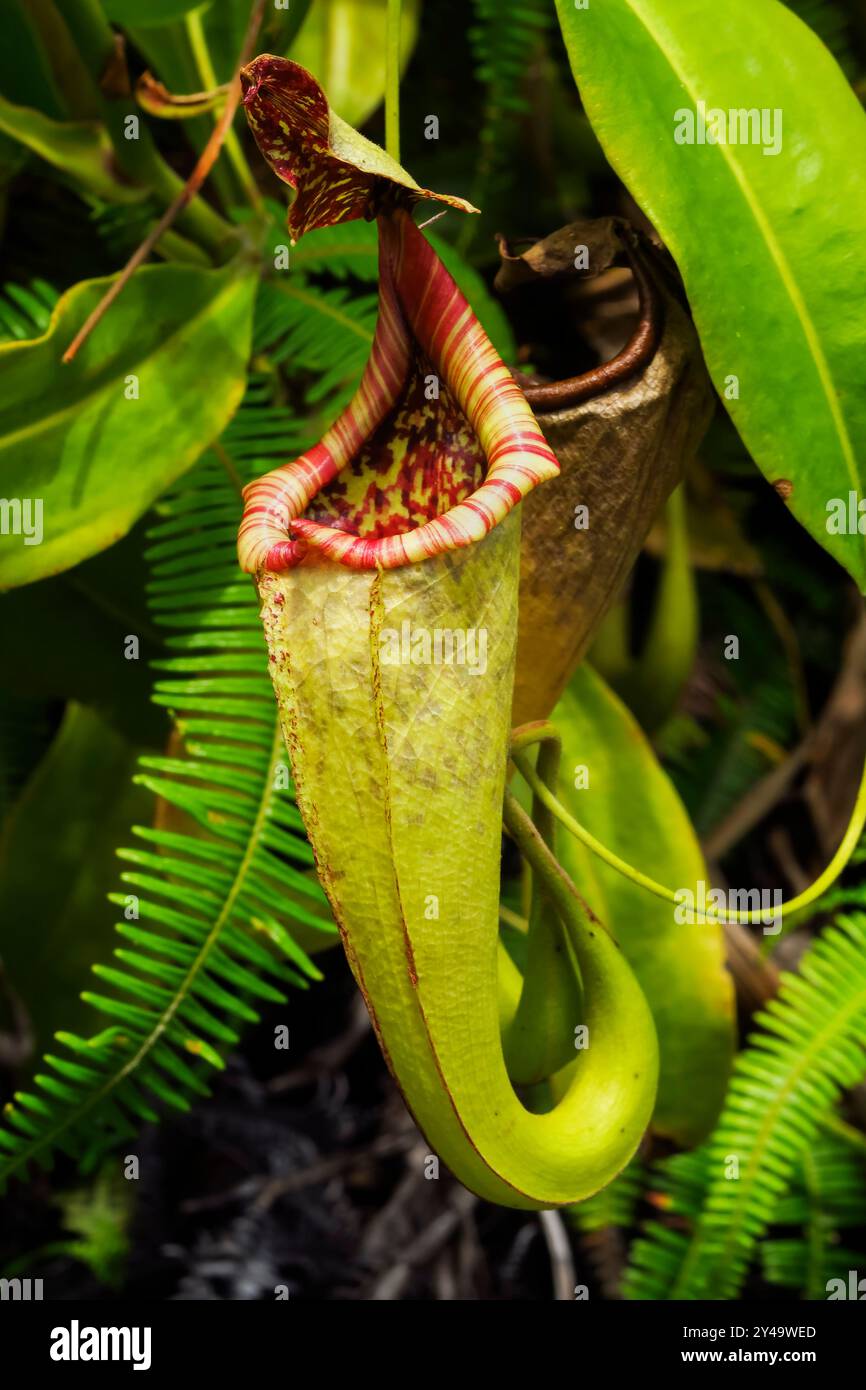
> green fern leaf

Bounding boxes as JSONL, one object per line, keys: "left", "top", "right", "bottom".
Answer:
{"left": 0, "top": 254, "right": 382, "bottom": 1183}
{"left": 255, "top": 279, "right": 376, "bottom": 410}
{"left": 761, "top": 1134, "right": 866, "bottom": 1298}
{"left": 0, "top": 220, "right": 519, "bottom": 1185}
{"left": 571, "top": 1157, "right": 647, "bottom": 1235}
{"left": 762, "top": 1239, "right": 866, "bottom": 1294}
{"left": 621, "top": 1149, "right": 711, "bottom": 1300}
{"left": 282, "top": 216, "right": 380, "bottom": 281}
{"left": 251, "top": 206, "right": 517, "bottom": 361}
{"left": 623, "top": 915, "right": 866, "bottom": 1300}
{"left": 468, "top": 0, "right": 550, "bottom": 196}
{"left": 0, "top": 375, "right": 348, "bottom": 1187}
{"left": 0, "top": 279, "right": 58, "bottom": 341}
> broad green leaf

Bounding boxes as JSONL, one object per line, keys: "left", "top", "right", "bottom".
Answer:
{"left": 8, "top": 0, "right": 104, "bottom": 122}
{"left": 551, "top": 664, "right": 735, "bottom": 1144}
{"left": 102, "top": 0, "right": 212, "bottom": 26}
{"left": 0, "top": 0, "right": 67, "bottom": 117}
{"left": 555, "top": 0, "right": 866, "bottom": 590}
{"left": 0, "top": 703, "right": 152, "bottom": 1056}
{"left": 0, "top": 93, "right": 143, "bottom": 204}
{"left": 291, "top": 0, "right": 421, "bottom": 129}
{"left": 0, "top": 524, "right": 167, "bottom": 744}
{"left": 130, "top": 0, "right": 312, "bottom": 88}
{"left": 0, "top": 260, "right": 256, "bottom": 588}
{"left": 124, "top": 3, "right": 312, "bottom": 95}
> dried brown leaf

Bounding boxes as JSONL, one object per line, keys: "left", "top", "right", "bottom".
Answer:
{"left": 504, "top": 219, "right": 715, "bottom": 723}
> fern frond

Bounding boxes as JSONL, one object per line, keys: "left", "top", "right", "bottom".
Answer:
{"left": 621, "top": 1149, "right": 711, "bottom": 1300}
{"left": 0, "top": 279, "right": 58, "bottom": 341}
{"left": 255, "top": 279, "right": 376, "bottom": 410}
{"left": 284, "top": 217, "right": 380, "bottom": 281}
{"left": 761, "top": 1239, "right": 866, "bottom": 1293}
{"left": 254, "top": 211, "right": 516, "bottom": 366}
{"left": 0, "top": 374, "right": 347, "bottom": 1187}
{"left": 0, "top": 255, "right": 382, "bottom": 1182}
{"left": 468, "top": 0, "right": 550, "bottom": 194}
{"left": 571, "top": 1158, "right": 647, "bottom": 1235}
{"left": 0, "top": 221, "right": 516, "bottom": 1185}
{"left": 623, "top": 915, "right": 866, "bottom": 1300}
{"left": 761, "top": 1134, "right": 866, "bottom": 1298}
{"left": 569, "top": 1159, "right": 648, "bottom": 1299}
{"left": 772, "top": 1132, "right": 866, "bottom": 1230}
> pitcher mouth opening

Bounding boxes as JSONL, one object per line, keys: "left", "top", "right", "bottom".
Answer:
{"left": 236, "top": 56, "right": 558, "bottom": 574}
{"left": 238, "top": 209, "right": 559, "bottom": 574}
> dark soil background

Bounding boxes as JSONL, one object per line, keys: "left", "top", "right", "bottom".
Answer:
{"left": 0, "top": 954, "right": 586, "bottom": 1301}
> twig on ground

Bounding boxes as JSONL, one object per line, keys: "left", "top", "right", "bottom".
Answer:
{"left": 539, "top": 1209, "right": 576, "bottom": 1301}
{"left": 367, "top": 1187, "right": 478, "bottom": 1300}
{"left": 703, "top": 736, "right": 813, "bottom": 862}
{"left": 722, "top": 919, "right": 780, "bottom": 1013}
{"left": 267, "top": 994, "right": 371, "bottom": 1092}
{"left": 251, "top": 1131, "right": 414, "bottom": 1212}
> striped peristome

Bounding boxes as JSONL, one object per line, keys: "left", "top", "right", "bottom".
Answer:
{"left": 237, "top": 53, "right": 558, "bottom": 574}
{"left": 238, "top": 210, "right": 559, "bottom": 573}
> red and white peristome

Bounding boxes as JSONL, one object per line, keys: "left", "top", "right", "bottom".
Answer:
{"left": 237, "top": 209, "right": 560, "bottom": 574}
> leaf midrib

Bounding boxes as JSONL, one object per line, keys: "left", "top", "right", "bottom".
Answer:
{"left": 619, "top": 0, "right": 860, "bottom": 497}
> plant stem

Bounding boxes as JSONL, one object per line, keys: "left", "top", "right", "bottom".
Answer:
{"left": 58, "top": 0, "right": 232, "bottom": 256}
{"left": 502, "top": 724, "right": 583, "bottom": 1087}
{"left": 385, "top": 0, "right": 402, "bottom": 162}
{"left": 63, "top": 0, "right": 266, "bottom": 363}
{"left": 502, "top": 791, "right": 599, "bottom": 944}
{"left": 212, "top": 440, "right": 245, "bottom": 499}
{"left": 631, "top": 483, "right": 698, "bottom": 732}
{"left": 511, "top": 741, "right": 866, "bottom": 929}
{"left": 499, "top": 904, "right": 528, "bottom": 933}
{"left": 186, "top": 9, "right": 264, "bottom": 212}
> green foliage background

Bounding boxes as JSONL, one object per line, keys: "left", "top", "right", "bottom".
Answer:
{"left": 1, "top": 0, "right": 865, "bottom": 1301}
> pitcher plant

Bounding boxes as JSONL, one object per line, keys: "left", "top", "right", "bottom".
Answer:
{"left": 237, "top": 55, "right": 660, "bottom": 1208}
